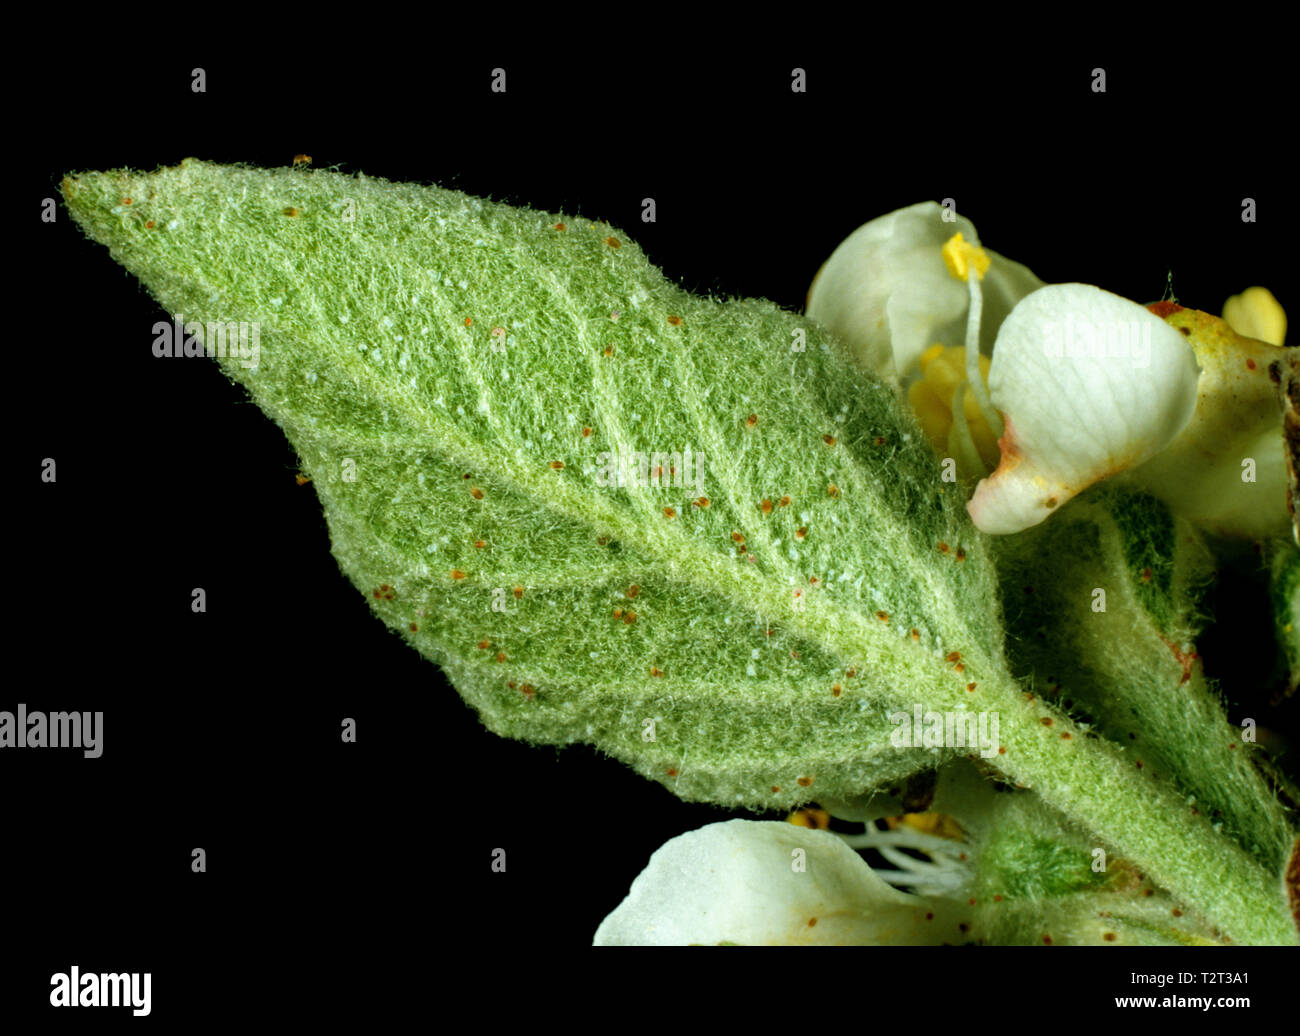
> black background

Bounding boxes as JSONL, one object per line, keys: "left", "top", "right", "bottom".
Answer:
{"left": 9, "top": 36, "right": 1296, "bottom": 1024}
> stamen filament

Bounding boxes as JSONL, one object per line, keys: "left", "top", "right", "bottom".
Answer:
{"left": 965, "top": 266, "right": 1005, "bottom": 439}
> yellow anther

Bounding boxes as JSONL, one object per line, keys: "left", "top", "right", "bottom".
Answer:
{"left": 942, "top": 232, "right": 991, "bottom": 282}
{"left": 886, "top": 812, "right": 965, "bottom": 840}
{"left": 1222, "top": 286, "right": 1287, "bottom": 346}
{"left": 787, "top": 808, "right": 831, "bottom": 830}
{"left": 908, "top": 345, "right": 999, "bottom": 472}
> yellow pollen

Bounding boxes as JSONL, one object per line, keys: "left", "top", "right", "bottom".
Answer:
{"left": 941, "top": 232, "right": 991, "bottom": 281}
{"left": 908, "top": 345, "right": 1000, "bottom": 471}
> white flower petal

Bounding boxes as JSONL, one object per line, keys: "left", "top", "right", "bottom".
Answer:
{"left": 1121, "top": 307, "right": 1291, "bottom": 539}
{"left": 593, "top": 819, "right": 949, "bottom": 946}
{"left": 968, "top": 285, "right": 1200, "bottom": 535}
{"left": 806, "top": 201, "right": 1042, "bottom": 381}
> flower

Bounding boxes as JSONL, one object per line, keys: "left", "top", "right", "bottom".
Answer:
{"left": 967, "top": 285, "right": 1202, "bottom": 535}
{"left": 592, "top": 819, "right": 962, "bottom": 946}
{"left": 805, "top": 201, "right": 1042, "bottom": 383}
{"left": 1223, "top": 286, "right": 1286, "bottom": 346}
{"left": 970, "top": 292, "right": 1292, "bottom": 539}
{"left": 807, "top": 201, "right": 1292, "bottom": 539}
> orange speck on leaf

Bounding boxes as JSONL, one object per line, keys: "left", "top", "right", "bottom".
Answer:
{"left": 797, "top": 776, "right": 813, "bottom": 787}
{"left": 910, "top": 628, "right": 920, "bottom": 640}
{"left": 409, "top": 623, "right": 419, "bottom": 632}
{"left": 582, "top": 426, "right": 592, "bottom": 437}
{"left": 761, "top": 499, "right": 773, "bottom": 515}
{"left": 1246, "top": 358, "right": 1257, "bottom": 371}
{"left": 550, "top": 460, "right": 565, "bottom": 469}
{"left": 746, "top": 413, "right": 758, "bottom": 427}
{"left": 464, "top": 317, "right": 473, "bottom": 327}
{"left": 663, "top": 506, "right": 676, "bottom": 518}
{"left": 283, "top": 207, "right": 299, "bottom": 217}
{"left": 823, "top": 434, "right": 836, "bottom": 446}
{"left": 732, "top": 531, "right": 745, "bottom": 543}
{"left": 513, "top": 586, "right": 524, "bottom": 599}
{"left": 471, "top": 487, "right": 484, "bottom": 500}
{"left": 666, "top": 768, "right": 678, "bottom": 777}
{"left": 779, "top": 496, "right": 791, "bottom": 507}
{"left": 145, "top": 220, "right": 156, "bottom": 228}
{"left": 832, "top": 685, "right": 842, "bottom": 697}
{"left": 694, "top": 496, "right": 710, "bottom": 508}
{"left": 496, "top": 652, "right": 507, "bottom": 663}
{"left": 875, "top": 610, "right": 889, "bottom": 622}
{"left": 554, "top": 222, "right": 566, "bottom": 231}
{"left": 604, "top": 236, "right": 621, "bottom": 248}
{"left": 450, "top": 570, "right": 466, "bottom": 580}
{"left": 967, "top": 682, "right": 977, "bottom": 692}
{"left": 667, "top": 315, "right": 682, "bottom": 326}
{"left": 1041, "top": 717, "right": 1054, "bottom": 726}
{"left": 623, "top": 611, "right": 637, "bottom": 624}
{"left": 474, "top": 539, "right": 487, "bottom": 549}
{"left": 946, "top": 651, "right": 961, "bottom": 663}
{"left": 828, "top": 484, "right": 839, "bottom": 497}
{"left": 477, "top": 640, "right": 491, "bottom": 650}
{"left": 795, "top": 527, "right": 807, "bottom": 540}
{"left": 627, "top": 584, "right": 640, "bottom": 598}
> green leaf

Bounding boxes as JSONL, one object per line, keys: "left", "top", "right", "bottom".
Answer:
{"left": 62, "top": 159, "right": 1001, "bottom": 811}
{"left": 931, "top": 761, "right": 1223, "bottom": 946}
{"left": 992, "top": 487, "right": 1292, "bottom": 872}
{"left": 62, "top": 161, "right": 1300, "bottom": 944}
{"left": 1270, "top": 541, "right": 1300, "bottom": 698}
